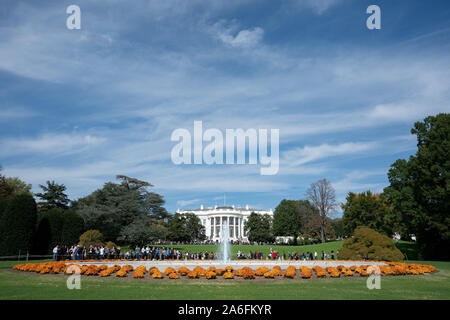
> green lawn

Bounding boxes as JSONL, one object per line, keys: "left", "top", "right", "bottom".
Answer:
{"left": 121, "top": 240, "right": 345, "bottom": 259}
{"left": 1, "top": 260, "right": 449, "bottom": 300}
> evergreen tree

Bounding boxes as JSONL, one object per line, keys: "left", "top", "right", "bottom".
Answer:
{"left": 35, "top": 180, "right": 70, "bottom": 210}
{"left": 0, "top": 193, "right": 37, "bottom": 255}
{"left": 75, "top": 175, "right": 168, "bottom": 242}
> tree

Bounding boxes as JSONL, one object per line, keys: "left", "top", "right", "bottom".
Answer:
{"left": 342, "top": 191, "right": 394, "bottom": 237}
{"left": 338, "top": 227, "right": 404, "bottom": 261}
{"left": 0, "top": 193, "right": 37, "bottom": 255}
{"left": 119, "top": 216, "right": 168, "bottom": 245}
{"left": 330, "top": 218, "right": 347, "bottom": 239}
{"left": 33, "top": 208, "right": 84, "bottom": 254}
{"left": 244, "top": 213, "right": 274, "bottom": 243}
{"left": 166, "top": 213, "right": 189, "bottom": 242}
{"left": 273, "top": 199, "right": 314, "bottom": 244}
{"left": 184, "top": 213, "right": 206, "bottom": 242}
{"left": 166, "top": 213, "right": 205, "bottom": 242}
{"left": 384, "top": 113, "right": 450, "bottom": 260}
{"left": 0, "top": 176, "right": 32, "bottom": 200}
{"left": 61, "top": 210, "right": 85, "bottom": 246}
{"left": 306, "top": 178, "right": 337, "bottom": 243}
{"left": 303, "top": 215, "right": 335, "bottom": 241}
{"left": 79, "top": 230, "right": 104, "bottom": 246}
{"left": 75, "top": 175, "right": 168, "bottom": 242}
{"left": 35, "top": 180, "right": 70, "bottom": 210}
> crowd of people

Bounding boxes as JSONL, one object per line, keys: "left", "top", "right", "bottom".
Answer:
{"left": 52, "top": 244, "right": 217, "bottom": 261}
{"left": 124, "top": 246, "right": 217, "bottom": 261}
{"left": 236, "top": 248, "right": 339, "bottom": 260}
{"left": 51, "top": 244, "right": 341, "bottom": 261}
{"left": 52, "top": 245, "right": 122, "bottom": 261}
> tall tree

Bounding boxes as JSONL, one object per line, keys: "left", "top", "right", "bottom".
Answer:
{"left": 0, "top": 193, "right": 37, "bottom": 255}
{"left": 244, "top": 213, "right": 274, "bottom": 243}
{"left": 166, "top": 212, "right": 205, "bottom": 242}
{"left": 342, "top": 191, "right": 394, "bottom": 236}
{"left": 35, "top": 180, "right": 70, "bottom": 210}
{"left": 75, "top": 175, "right": 168, "bottom": 242}
{"left": 166, "top": 213, "right": 189, "bottom": 242}
{"left": 184, "top": 213, "right": 206, "bottom": 242}
{"left": 306, "top": 178, "right": 337, "bottom": 243}
{"left": 273, "top": 199, "right": 314, "bottom": 244}
{"left": 384, "top": 113, "right": 450, "bottom": 260}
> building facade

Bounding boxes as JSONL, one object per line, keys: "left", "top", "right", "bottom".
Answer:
{"left": 176, "top": 205, "right": 273, "bottom": 242}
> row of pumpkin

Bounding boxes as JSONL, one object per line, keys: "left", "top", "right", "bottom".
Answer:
{"left": 12, "top": 261, "right": 436, "bottom": 279}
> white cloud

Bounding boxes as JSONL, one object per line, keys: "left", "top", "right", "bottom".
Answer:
{"left": 0, "top": 106, "right": 38, "bottom": 121}
{"left": 283, "top": 142, "right": 377, "bottom": 166}
{"left": 286, "top": 0, "right": 342, "bottom": 15}
{"left": 176, "top": 199, "right": 201, "bottom": 207}
{"left": 218, "top": 27, "right": 264, "bottom": 48}
{"left": 0, "top": 133, "right": 106, "bottom": 157}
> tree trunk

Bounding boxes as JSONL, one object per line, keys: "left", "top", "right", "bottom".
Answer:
{"left": 320, "top": 225, "right": 325, "bottom": 243}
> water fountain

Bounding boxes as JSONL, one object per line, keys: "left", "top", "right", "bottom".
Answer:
{"left": 218, "top": 220, "right": 231, "bottom": 262}
{"left": 69, "top": 218, "right": 388, "bottom": 270}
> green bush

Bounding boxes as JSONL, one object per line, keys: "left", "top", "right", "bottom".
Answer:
{"left": 105, "top": 241, "right": 117, "bottom": 249}
{"left": 338, "top": 227, "right": 404, "bottom": 261}
{"left": 79, "top": 229, "right": 103, "bottom": 247}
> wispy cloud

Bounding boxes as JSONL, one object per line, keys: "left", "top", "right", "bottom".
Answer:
{"left": 0, "top": 133, "right": 106, "bottom": 157}
{"left": 283, "top": 142, "right": 378, "bottom": 166}
{"left": 0, "top": 106, "right": 38, "bottom": 121}
{"left": 176, "top": 199, "right": 201, "bottom": 207}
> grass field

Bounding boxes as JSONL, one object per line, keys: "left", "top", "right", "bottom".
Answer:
{"left": 1, "top": 259, "right": 449, "bottom": 300}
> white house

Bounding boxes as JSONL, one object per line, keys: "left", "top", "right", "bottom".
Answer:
{"left": 176, "top": 204, "right": 273, "bottom": 242}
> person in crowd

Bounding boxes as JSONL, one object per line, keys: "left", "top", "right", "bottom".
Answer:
{"left": 52, "top": 245, "right": 59, "bottom": 261}
{"left": 135, "top": 245, "right": 140, "bottom": 261}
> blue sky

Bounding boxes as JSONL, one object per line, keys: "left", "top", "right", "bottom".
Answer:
{"left": 0, "top": 0, "right": 449, "bottom": 215}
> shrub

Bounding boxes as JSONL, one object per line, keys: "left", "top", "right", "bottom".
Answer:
{"left": 79, "top": 229, "right": 104, "bottom": 247}
{"left": 338, "top": 227, "right": 404, "bottom": 261}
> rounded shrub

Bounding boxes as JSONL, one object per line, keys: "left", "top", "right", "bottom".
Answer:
{"left": 338, "top": 227, "right": 404, "bottom": 261}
